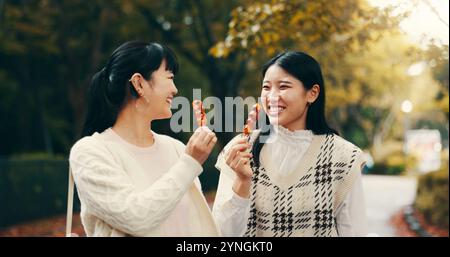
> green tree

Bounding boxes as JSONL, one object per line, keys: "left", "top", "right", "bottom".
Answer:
{"left": 424, "top": 44, "right": 449, "bottom": 117}
{"left": 210, "top": 0, "right": 404, "bottom": 58}
{"left": 0, "top": 0, "right": 60, "bottom": 154}
{"left": 0, "top": 1, "right": 148, "bottom": 154}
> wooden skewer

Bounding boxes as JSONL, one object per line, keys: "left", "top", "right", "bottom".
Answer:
{"left": 243, "top": 103, "right": 261, "bottom": 137}
{"left": 192, "top": 100, "right": 206, "bottom": 127}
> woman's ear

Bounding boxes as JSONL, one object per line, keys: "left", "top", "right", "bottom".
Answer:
{"left": 129, "top": 73, "right": 144, "bottom": 96}
{"left": 307, "top": 84, "right": 320, "bottom": 104}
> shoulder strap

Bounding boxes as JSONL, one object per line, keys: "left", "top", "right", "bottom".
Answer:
{"left": 65, "top": 166, "right": 75, "bottom": 237}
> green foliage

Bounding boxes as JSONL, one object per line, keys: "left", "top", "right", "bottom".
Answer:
{"left": 370, "top": 161, "right": 404, "bottom": 176}
{"left": 424, "top": 44, "right": 449, "bottom": 116}
{"left": 211, "top": 0, "right": 404, "bottom": 58}
{"left": 414, "top": 166, "right": 449, "bottom": 229}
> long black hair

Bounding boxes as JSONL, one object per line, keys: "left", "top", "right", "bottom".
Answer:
{"left": 81, "top": 41, "right": 178, "bottom": 137}
{"left": 252, "top": 51, "right": 337, "bottom": 167}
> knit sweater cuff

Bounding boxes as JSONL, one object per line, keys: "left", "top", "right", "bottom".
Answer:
{"left": 179, "top": 153, "right": 203, "bottom": 178}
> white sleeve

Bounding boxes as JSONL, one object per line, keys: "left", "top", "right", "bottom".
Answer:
{"left": 171, "top": 138, "right": 203, "bottom": 192}
{"left": 212, "top": 147, "right": 251, "bottom": 237}
{"left": 335, "top": 171, "right": 368, "bottom": 237}
{"left": 69, "top": 140, "right": 202, "bottom": 236}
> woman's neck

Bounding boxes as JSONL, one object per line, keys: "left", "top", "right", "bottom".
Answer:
{"left": 112, "top": 104, "right": 154, "bottom": 147}
{"left": 282, "top": 117, "right": 307, "bottom": 132}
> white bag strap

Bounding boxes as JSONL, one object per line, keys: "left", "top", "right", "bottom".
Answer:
{"left": 65, "top": 166, "right": 74, "bottom": 237}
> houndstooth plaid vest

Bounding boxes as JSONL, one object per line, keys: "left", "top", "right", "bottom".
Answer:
{"left": 244, "top": 132, "right": 363, "bottom": 237}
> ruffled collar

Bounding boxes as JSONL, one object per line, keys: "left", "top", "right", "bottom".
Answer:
{"left": 263, "top": 126, "right": 314, "bottom": 176}
{"left": 271, "top": 126, "right": 314, "bottom": 145}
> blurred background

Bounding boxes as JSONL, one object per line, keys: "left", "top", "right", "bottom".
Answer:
{"left": 0, "top": 0, "right": 448, "bottom": 237}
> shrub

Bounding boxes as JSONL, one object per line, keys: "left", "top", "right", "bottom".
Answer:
{"left": 0, "top": 154, "right": 80, "bottom": 228}
{"left": 368, "top": 140, "right": 417, "bottom": 175}
{"left": 414, "top": 165, "right": 449, "bottom": 230}
{"left": 369, "top": 152, "right": 416, "bottom": 175}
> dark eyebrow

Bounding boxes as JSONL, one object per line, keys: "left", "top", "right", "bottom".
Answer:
{"left": 278, "top": 80, "right": 292, "bottom": 84}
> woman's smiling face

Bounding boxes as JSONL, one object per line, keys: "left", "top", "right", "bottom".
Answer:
{"left": 138, "top": 59, "right": 178, "bottom": 120}
{"left": 261, "top": 64, "right": 311, "bottom": 131}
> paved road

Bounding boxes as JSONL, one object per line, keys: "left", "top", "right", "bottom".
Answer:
{"left": 362, "top": 175, "right": 418, "bottom": 237}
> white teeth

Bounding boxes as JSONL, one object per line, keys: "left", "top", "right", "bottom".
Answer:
{"left": 268, "top": 106, "right": 285, "bottom": 111}
{"left": 268, "top": 106, "right": 285, "bottom": 115}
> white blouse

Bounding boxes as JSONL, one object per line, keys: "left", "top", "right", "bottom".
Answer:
{"left": 212, "top": 126, "right": 368, "bottom": 237}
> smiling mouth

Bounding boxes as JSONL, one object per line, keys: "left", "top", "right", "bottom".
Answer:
{"left": 166, "top": 98, "right": 173, "bottom": 104}
{"left": 267, "top": 105, "right": 286, "bottom": 116}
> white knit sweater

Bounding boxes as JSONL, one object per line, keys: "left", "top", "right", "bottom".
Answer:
{"left": 69, "top": 130, "right": 219, "bottom": 237}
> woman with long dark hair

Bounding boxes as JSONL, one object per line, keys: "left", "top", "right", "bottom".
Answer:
{"left": 69, "top": 41, "right": 219, "bottom": 236}
{"left": 213, "top": 51, "right": 367, "bottom": 237}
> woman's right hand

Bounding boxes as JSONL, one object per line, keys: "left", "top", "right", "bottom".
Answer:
{"left": 224, "top": 137, "right": 253, "bottom": 181}
{"left": 224, "top": 137, "right": 253, "bottom": 198}
{"left": 185, "top": 126, "right": 217, "bottom": 165}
